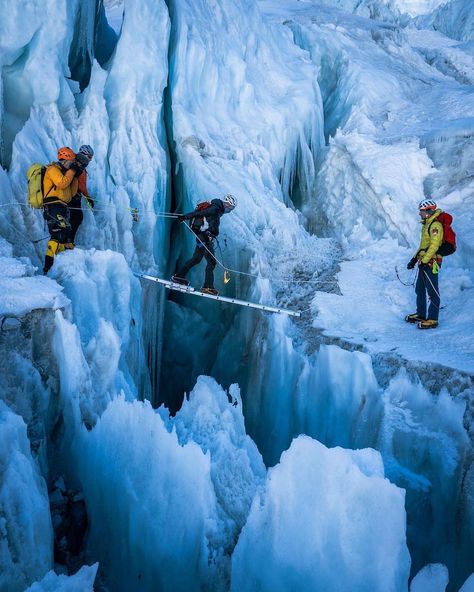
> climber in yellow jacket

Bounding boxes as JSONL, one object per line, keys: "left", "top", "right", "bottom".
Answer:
{"left": 405, "top": 199, "right": 444, "bottom": 329}
{"left": 42, "top": 147, "right": 86, "bottom": 274}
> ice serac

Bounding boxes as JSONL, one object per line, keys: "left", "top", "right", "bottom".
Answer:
{"left": 166, "top": 376, "right": 266, "bottom": 571}
{"left": 0, "top": 404, "right": 52, "bottom": 592}
{"left": 76, "top": 376, "right": 266, "bottom": 591}
{"left": 24, "top": 563, "right": 98, "bottom": 592}
{"left": 410, "top": 563, "right": 449, "bottom": 592}
{"left": 417, "top": 0, "right": 474, "bottom": 42}
{"left": 231, "top": 436, "right": 411, "bottom": 592}
{"left": 49, "top": 249, "right": 147, "bottom": 433}
{"left": 2, "top": 0, "right": 170, "bottom": 275}
{"left": 76, "top": 396, "right": 219, "bottom": 592}
{"left": 459, "top": 574, "right": 474, "bottom": 592}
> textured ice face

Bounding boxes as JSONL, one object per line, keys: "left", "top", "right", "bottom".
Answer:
{"left": 0, "top": 404, "right": 53, "bottom": 591}
{"left": 231, "top": 435, "right": 411, "bottom": 592}
{"left": 1, "top": 0, "right": 474, "bottom": 590}
{"left": 24, "top": 564, "right": 98, "bottom": 592}
{"left": 410, "top": 563, "right": 449, "bottom": 592}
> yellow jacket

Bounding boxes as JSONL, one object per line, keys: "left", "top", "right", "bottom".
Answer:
{"left": 416, "top": 209, "right": 444, "bottom": 264}
{"left": 43, "top": 163, "right": 78, "bottom": 205}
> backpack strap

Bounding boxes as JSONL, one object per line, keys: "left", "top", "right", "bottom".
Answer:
{"left": 42, "top": 163, "right": 58, "bottom": 206}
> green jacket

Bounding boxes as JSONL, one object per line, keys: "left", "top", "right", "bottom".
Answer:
{"left": 415, "top": 209, "right": 444, "bottom": 264}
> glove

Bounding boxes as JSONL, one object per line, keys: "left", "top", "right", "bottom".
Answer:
{"left": 75, "top": 153, "right": 90, "bottom": 169}
{"left": 177, "top": 214, "right": 186, "bottom": 222}
{"left": 407, "top": 257, "right": 417, "bottom": 270}
{"left": 70, "top": 161, "right": 85, "bottom": 176}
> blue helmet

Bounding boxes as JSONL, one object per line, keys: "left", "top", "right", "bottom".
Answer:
{"left": 78, "top": 144, "right": 94, "bottom": 159}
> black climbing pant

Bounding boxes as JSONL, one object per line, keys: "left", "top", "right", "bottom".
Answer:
{"left": 68, "top": 195, "right": 83, "bottom": 243}
{"left": 176, "top": 233, "right": 216, "bottom": 288}
{"left": 43, "top": 203, "right": 73, "bottom": 273}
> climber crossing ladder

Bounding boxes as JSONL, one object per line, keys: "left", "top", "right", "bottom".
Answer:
{"left": 135, "top": 273, "right": 301, "bottom": 318}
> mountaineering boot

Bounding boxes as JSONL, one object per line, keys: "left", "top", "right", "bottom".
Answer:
{"left": 43, "top": 257, "right": 53, "bottom": 275}
{"left": 405, "top": 313, "right": 426, "bottom": 324}
{"left": 171, "top": 275, "right": 189, "bottom": 286}
{"left": 418, "top": 319, "right": 439, "bottom": 330}
{"left": 201, "top": 287, "right": 219, "bottom": 296}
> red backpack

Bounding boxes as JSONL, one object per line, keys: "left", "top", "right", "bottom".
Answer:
{"left": 196, "top": 201, "right": 211, "bottom": 212}
{"left": 431, "top": 212, "right": 456, "bottom": 256}
{"left": 190, "top": 201, "right": 211, "bottom": 231}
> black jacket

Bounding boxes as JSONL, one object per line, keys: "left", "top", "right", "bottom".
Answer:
{"left": 184, "top": 199, "right": 226, "bottom": 237}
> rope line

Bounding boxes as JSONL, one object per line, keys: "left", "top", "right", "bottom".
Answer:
{"left": 1, "top": 200, "right": 339, "bottom": 288}
{"left": 181, "top": 221, "right": 338, "bottom": 287}
{"left": 0, "top": 201, "right": 179, "bottom": 217}
{"left": 394, "top": 265, "right": 416, "bottom": 287}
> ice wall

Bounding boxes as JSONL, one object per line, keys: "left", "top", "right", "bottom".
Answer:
{"left": 49, "top": 249, "right": 147, "bottom": 437}
{"left": 417, "top": 1, "right": 474, "bottom": 42}
{"left": 76, "top": 377, "right": 266, "bottom": 591}
{"left": 410, "top": 564, "right": 449, "bottom": 592}
{"left": 232, "top": 436, "right": 411, "bottom": 592}
{"left": 24, "top": 564, "right": 98, "bottom": 592}
{"left": 161, "top": 0, "right": 324, "bottom": 402}
{"left": 236, "top": 326, "right": 470, "bottom": 588}
{"left": 0, "top": 404, "right": 53, "bottom": 592}
{"left": 165, "top": 376, "right": 266, "bottom": 562}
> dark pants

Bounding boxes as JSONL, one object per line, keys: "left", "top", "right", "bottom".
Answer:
{"left": 416, "top": 264, "right": 440, "bottom": 321}
{"left": 69, "top": 195, "right": 83, "bottom": 243}
{"left": 43, "top": 203, "right": 73, "bottom": 273}
{"left": 176, "top": 233, "right": 216, "bottom": 288}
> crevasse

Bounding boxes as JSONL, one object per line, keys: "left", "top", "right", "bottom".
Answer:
{"left": 0, "top": 1, "right": 473, "bottom": 591}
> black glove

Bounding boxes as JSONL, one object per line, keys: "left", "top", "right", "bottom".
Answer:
{"left": 75, "top": 152, "right": 90, "bottom": 169}
{"left": 407, "top": 257, "right": 417, "bottom": 270}
{"left": 70, "top": 161, "right": 85, "bottom": 176}
{"left": 177, "top": 214, "right": 186, "bottom": 222}
{"left": 206, "top": 231, "right": 216, "bottom": 242}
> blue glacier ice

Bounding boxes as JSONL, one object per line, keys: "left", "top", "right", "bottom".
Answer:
{"left": 0, "top": 0, "right": 473, "bottom": 590}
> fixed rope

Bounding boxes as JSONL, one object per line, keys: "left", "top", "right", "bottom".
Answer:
{"left": 1, "top": 200, "right": 339, "bottom": 289}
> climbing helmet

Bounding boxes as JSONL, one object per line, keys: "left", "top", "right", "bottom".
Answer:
{"left": 418, "top": 198, "right": 437, "bottom": 211}
{"left": 223, "top": 194, "right": 237, "bottom": 208}
{"left": 78, "top": 144, "right": 94, "bottom": 160}
{"left": 57, "top": 147, "right": 76, "bottom": 161}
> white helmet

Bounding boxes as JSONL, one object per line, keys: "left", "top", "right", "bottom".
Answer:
{"left": 418, "top": 198, "right": 437, "bottom": 211}
{"left": 223, "top": 194, "right": 237, "bottom": 208}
